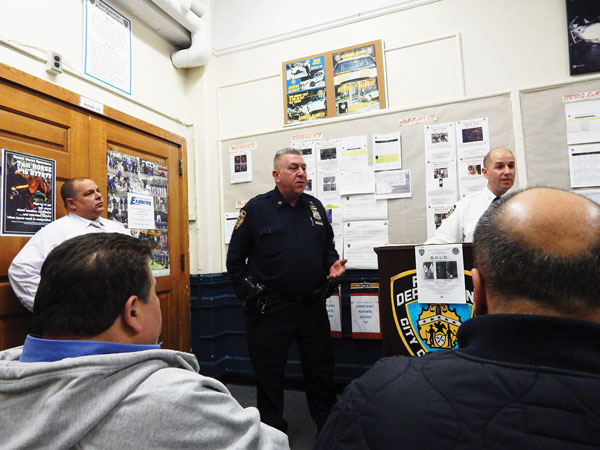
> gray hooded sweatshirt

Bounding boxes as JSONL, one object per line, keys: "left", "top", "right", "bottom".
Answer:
{"left": 0, "top": 346, "right": 289, "bottom": 449}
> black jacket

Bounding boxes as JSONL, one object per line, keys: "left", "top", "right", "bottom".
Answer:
{"left": 315, "top": 314, "right": 600, "bottom": 449}
{"left": 227, "top": 187, "right": 339, "bottom": 299}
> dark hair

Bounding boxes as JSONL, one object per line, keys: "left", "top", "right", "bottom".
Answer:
{"left": 32, "top": 233, "right": 152, "bottom": 337}
{"left": 60, "top": 177, "right": 88, "bottom": 206}
{"left": 473, "top": 190, "right": 600, "bottom": 311}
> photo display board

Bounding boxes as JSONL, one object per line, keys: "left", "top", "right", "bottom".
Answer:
{"left": 283, "top": 40, "right": 387, "bottom": 125}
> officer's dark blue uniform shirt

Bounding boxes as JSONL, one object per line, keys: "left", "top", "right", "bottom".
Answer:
{"left": 226, "top": 187, "right": 339, "bottom": 299}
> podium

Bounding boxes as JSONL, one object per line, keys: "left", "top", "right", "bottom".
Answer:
{"left": 374, "top": 244, "right": 474, "bottom": 357}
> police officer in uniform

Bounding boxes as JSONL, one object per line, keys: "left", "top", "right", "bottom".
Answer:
{"left": 226, "top": 148, "right": 347, "bottom": 433}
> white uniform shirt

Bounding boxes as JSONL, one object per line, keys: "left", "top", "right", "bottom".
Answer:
{"left": 425, "top": 186, "right": 498, "bottom": 244}
{"left": 8, "top": 213, "right": 130, "bottom": 311}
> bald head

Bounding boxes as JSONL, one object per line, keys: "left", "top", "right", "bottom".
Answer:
{"left": 496, "top": 188, "right": 600, "bottom": 257}
{"left": 473, "top": 188, "right": 600, "bottom": 318}
{"left": 482, "top": 148, "right": 515, "bottom": 197}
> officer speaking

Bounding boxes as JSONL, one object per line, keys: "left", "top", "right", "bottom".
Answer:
{"left": 226, "top": 148, "right": 347, "bottom": 433}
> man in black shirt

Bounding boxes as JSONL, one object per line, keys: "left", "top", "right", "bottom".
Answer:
{"left": 227, "top": 148, "right": 347, "bottom": 433}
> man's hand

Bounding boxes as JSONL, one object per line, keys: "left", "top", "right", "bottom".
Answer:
{"left": 327, "top": 259, "right": 347, "bottom": 279}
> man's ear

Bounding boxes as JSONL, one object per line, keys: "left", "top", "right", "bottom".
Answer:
{"left": 65, "top": 198, "right": 76, "bottom": 212}
{"left": 471, "top": 268, "right": 488, "bottom": 316}
{"left": 272, "top": 169, "right": 280, "bottom": 183}
{"left": 122, "top": 295, "right": 142, "bottom": 334}
{"left": 481, "top": 166, "right": 489, "bottom": 180}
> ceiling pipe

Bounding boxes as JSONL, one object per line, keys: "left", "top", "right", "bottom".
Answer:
{"left": 151, "top": 0, "right": 211, "bottom": 68}
{"left": 108, "top": 0, "right": 191, "bottom": 47}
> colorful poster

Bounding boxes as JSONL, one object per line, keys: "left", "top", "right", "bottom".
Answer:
{"left": 1, "top": 149, "right": 55, "bottom": 236}
{"left": 285, "top": 56, "right": 327, "bottom": 123}
{"left": 107, "top": 150, "right": 170, "bottom": 276}
{"left": 333, "top": 43, "right": 380, "bottom": 116}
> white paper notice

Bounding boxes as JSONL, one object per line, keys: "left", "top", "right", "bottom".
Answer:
{"left": 292, "top": 140, "right": 317, "bottom": 173}
{"left": 350, "top": 294, "right": 381, "bottom": 336}
{"left": 127, "top": 192, "right": 155, "bottom": 229}
{"left": 458, "top": 156, "right": 486, "bottom": 198}
{"left": 317, "top": 169, "right": 341, "bottom": 202}
{"left": 415, "top": 244, "right": 466, "bottom": 304}
{"left": 374, "top": 169, "right": 411, "bottom": 199}
{"left": 456, "top": 117, "right": 490, "bottom": 159}
{"left": 342, "top": 194, "right": 387, "bottom": 221}
{"left": 426, "top": 204, "right": 455, "bottom": 240}
{"left": 344, "top": 220, "right": 388, "bottom": 270}
{"left": 569, "top": 144, "right": 600, "bottom": 188}
{"left": 566, "top": 99, "right": 600, "bottom": 145}
{"left": 340, "top": 167, "right": 375, "bottom": 195}
{"left": 341, "top": 135, "right": 369, "bottom": 168}
{"left": 230, "top": 142, "right": 254, "bottom": 184}
{"left": 331, "top": 221, "right": 344, "bottom": 259}
{"left": 424, "top": 123, "right": 457, "bottom": 161}
{"left": 426, "top": 159, "right": 458, "bottom": 205}
{"left": 373, "top": 132, "right": 402, "bottom": 171}
{"left": 317, "top": 139, "right": 341, "bottom": 168}
{"left": 323, "top": 202, "right": 343, "bottom": 225}
{"left": 326, "top": 292, "right": 342, "bottom": 337}
{"left": 84, "top": 0, "right": 132, "bottom": 94}
{"left": 224, "top": 212, "right": 238, "bottom": 245}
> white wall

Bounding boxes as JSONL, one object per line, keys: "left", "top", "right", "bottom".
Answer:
{"left": 0, "top": 0, "right": 581, "bottom": 274}
{"left": 0, "top": 0, "right": 189, "bottom": 136}
{"left": 197, "top": 0, "right": 574, "bottom": 273}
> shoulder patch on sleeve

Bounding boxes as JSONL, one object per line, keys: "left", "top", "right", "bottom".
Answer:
{"left": 235, "top": 210, "right": 246, "bottom": 229}
{"left": 445, "top": 204, "right": 457, "bottom": 218}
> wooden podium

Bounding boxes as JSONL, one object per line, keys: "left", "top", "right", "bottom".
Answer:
{"left": 374, "top": 244, "right": 474, "bottom": 357}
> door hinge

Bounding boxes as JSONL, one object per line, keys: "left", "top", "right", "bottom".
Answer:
{"left": 181, "top": 254, "right": 185, "bottom": 272}
{"left": 179, "top": 159, "right": 183, "bottom": 175}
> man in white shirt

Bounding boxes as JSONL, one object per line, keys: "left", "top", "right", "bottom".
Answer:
{"left": 8, "top": 177, "right": 130, "bottom": 311}
{"left": 426, "top": 147, "right": 516, "bottom": 244}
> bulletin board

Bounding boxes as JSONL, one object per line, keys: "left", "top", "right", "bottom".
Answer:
{"left": 520, "top": 77, "right": 600, "bottom": 190}
{"left": 221, "top": 92, "right": 514, "bottom": 246}
{"left": 282, "top": 40, "right": 387, "bottom": 125}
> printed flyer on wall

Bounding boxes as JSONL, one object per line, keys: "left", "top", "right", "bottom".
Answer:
{"left": 285, "top": 56, "right": 327, "bottom": 124}
{"left": 107, "top": 150, "right": 170, "bottom": 276}
{"left": 1, "top": 149, "right": 55, "bottom": 236}
{"left": 333, "top": 43, "right": 380, "bottom": 116}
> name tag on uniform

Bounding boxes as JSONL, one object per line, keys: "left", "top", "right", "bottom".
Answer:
{"left": 309, "top": 201, "right": 324, "bottom": 226}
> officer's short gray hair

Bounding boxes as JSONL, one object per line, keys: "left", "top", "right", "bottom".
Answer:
{"left": 273, "top": 148, "right": 302, "bottom": 169}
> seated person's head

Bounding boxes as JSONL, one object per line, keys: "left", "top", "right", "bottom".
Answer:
{"left": 472, "top": 187, "right": 600, "bottom": 321}
{"left": 32, "top": 233, "right": 161, "bottom": 344}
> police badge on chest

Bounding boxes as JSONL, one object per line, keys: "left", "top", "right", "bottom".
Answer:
{"left": 309, "top": 201, "right": 324, "bottom": 226}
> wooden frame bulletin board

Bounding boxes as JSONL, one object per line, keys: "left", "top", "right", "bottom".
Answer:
{"left": 282, "top": 39, "right": 387, "bottom": 125}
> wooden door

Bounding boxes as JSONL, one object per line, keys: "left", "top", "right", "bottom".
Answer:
{"left": 0, "top": 63, "right": 190, "bottom": 352}
{"left": 90, "top": 118, "right": 190, "bottom": 351}
{"left": 0, "top": 78, "right": 89, "bottom": 348}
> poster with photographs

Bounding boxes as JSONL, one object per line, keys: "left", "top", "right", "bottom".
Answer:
{"left": 292, "top": 140, "right": 317, "bottom": 173}
{"left": 285, "top": 56, "right": 327, "bottom": 124}
{"left": 107, "top": 150, "right": 170, "bottom": 276}
{"left": 229, "top": 142, "right": 254, "bottom": 184}
{"left": 426, "top": 159, "right": 458, "bottom": 205}
{"left": 426, "top": 204, "right": 454, "bottom": 239}
{"left": 333, "top": 43, "right": 381, "bottom": 116}
{"left": 282, "top": 40, "right": 386, "bottom": 124}
{"left": 458, "top": 156, "right": 487, "bottom": 198}
{"left": 1, "top": 149, "right": 55, "bottom": 236}
{"left": 424, "top": 123, "right": 457, "bottom": 161}
{"left": 456, "top": 117, "right": 490, "bottom": 159}
{"left": 415, "top": 244, "right": 466, "bottom": 304}
{"left": 567, "top": 0, "right": 600, "bottom": 75}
